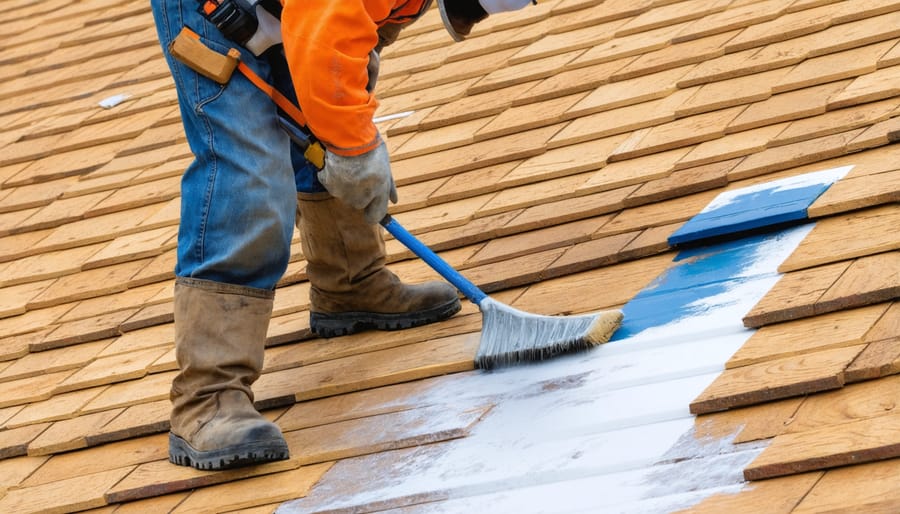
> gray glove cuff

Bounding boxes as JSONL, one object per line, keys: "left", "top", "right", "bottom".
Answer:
{"left": 318, "top": 143, "right": 398, "bottom": 224}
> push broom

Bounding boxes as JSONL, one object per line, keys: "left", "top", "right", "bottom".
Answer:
{"left": 380, "top": 215, "right": 624, "bottom": 370}
{"left": 276, "top": 115, "right": 623, "bottom": 369}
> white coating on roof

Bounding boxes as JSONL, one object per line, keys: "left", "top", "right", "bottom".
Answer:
{"left": 278, "top": 224, "right": 813, "bottom": 513}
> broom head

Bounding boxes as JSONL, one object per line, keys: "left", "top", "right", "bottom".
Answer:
{"left": 474, "top": 297, "right": 624, "bottom": 370}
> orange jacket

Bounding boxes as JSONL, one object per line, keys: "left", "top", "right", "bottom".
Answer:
{"left": 281, "top": 0, "right": 429, "bottom": 157}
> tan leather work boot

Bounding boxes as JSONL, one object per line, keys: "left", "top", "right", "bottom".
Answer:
{"left": 297, "top": 192, "right": 461, "bottom": 337}
{"left": 169, "top": 278, "right": 289, "bottom": 470}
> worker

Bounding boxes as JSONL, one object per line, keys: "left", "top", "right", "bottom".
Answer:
{"left": 150, "top": 0, "right": 536, "bottom": 471}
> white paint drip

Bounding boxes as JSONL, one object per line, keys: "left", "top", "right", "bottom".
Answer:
{"left": 701, "top": 165, "right": 853, "bottom": 213}
{"left": 278, "top": 224, "right": 815, "bottom": 514}
{"left": 98, "top": 93, "right": 131, "bottom": 109}
{"left": 374, "top": 110, "right": 416, "bottom": 123}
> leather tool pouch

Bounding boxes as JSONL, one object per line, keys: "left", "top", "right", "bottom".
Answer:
{"left": 168, "top": 27, "right": 241, "bottom": 84}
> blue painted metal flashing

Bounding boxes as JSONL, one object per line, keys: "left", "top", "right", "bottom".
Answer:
{"left": 668, "top": 165, "right": 853, "bottom": 246}
{"left": 612, "top": 225, "right": 815, "bottom": 341}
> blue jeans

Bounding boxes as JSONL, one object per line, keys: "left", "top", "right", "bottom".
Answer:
{"left": 151, "top": 0, "right": 325, "bottom": 290}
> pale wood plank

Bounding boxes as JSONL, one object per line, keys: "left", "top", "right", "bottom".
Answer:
{"left": 693, "top": 397, "right": 804, "bottom": 445}
{"left": 391, "top": 118, "right": 490, "bottom": 161}
{"left": 105, "top": 493, "right": 189, "bottom": 514}
{"left": 581, "top": 147, "right": 693, "bottom": 194}
{"left": 0, "top": 466, "right": 133, "bottom": 514}
{"left": 678, "top": 122, "right": 788, "bottom": 170}
{"left": 729, "top": 304, "right": 888, "bottom": 369}
{"left": 728, "top": 128, "right": 865, "bottom": 181}
{"left": 596, "top": 189, "right": 719, "bottom": 238}
{"left": 816, "top": 251, "right": 900, "bottom": 315}
{"left": 828, "top": 64, "right": 900, "bottom": 109}
{"left": 0, "top": 337, "right": 109, "bottom": 384}
{"left": 570, "top": 22, "right": 690, "bottom": 69}
{"left": 845, "top": 339, "right": 900, "bottom": 384}
{"left": 254, "top": 333, "right": 478, "bottom": 406}
{"left": 88, "top": 399, "right": 171, "bottom": 446}
{"left": 4, "top": 386, "right": 106, "bottom": 428}
{"left": 502, "top": 188, "right": 629, "bottom": 234}
{"left": 0, "top": 242, "right": 105, "bottom": 289}
{"left": 792, "top": 459, "right": 900, "bottom": 513}
{"left": 27, "top": 258, "right": 152, "bottom": 310}
{"left": 625, "top": 158, "right": 734, "bottom": 207}
{"left": 609, "top": 106, "right": 744, "bottom": 161}
{"left": 172, "top": 464, "right": 333, "bottom": 513}
{"left": 847, "top": 112, "right": 900, "bottom": 152}
{"left": 808, "top": 168, "right": 900, "bottom": 218}
{"left": 0, "top": 370, "right": 74, "bottom": 409}
{"left": 475, "top": 92, "right": 586, "bottom": 141}
{"left": 105, "top": 457, "right": 300, "bottom": 504}
{"left": 612, "top": 29, "right": 739, "bottom": 81}
{"left": 476, "top": 171, "right": 589, "bottom": 218}
{"left": 550, "top": 86, "right": 698, "bottom": 147}
{"left": 0, "top": 278, "right": 55, "bottom": 319}
{"left": 513, "top": 252, "right": 672, "bottom": 315}
{"left": 503, "top": 133, "right": 631, "bottom": 186}
{"left": 690, "top": 345, "right": 865, "bottom": 415}
{"left": 771, "top": 97, "right": 898, "bottom": 147}
{"left": 724, "top": 2, "right": 843, "bottom": 53}
{"left": 507, "top": 18, "right": 629, "bottom": 66}
{"left": 780, "top": 206, "right": 900, "bottom": 272}
{"left": 36, "top": 308, "right": 138, "bottom": 351}
{"left": 727, "top": 80, "right": 851, "bottom": 134}
{"left": 566, "top": 65, "right": 694, "bottom": 117}
{"left": 262, "top": 310, "right": 480, "bottom": 375}
{"left": 744, "top": 410, "right": 900, "bottom": 480}
{"left": 415, "top": 81, "right": 535, "bottom": 131}
{"left": 0, "top": 455, "right": 48, "bottom": 493}
{"left": 784, "top": 374, "right": 900, "bottom": 435}
{"left": 773, "top": 41, "right": 893, "bottom": 94}
{"left": 283, "top": 404, "right": 490, "bottom": 466}
{"left": 469, "top": 49, "right": 584, "bottom": 96}
{"left": 543, "top": 231, "right": 638, "bottom": 279}
{"left": 514, "top": 57, "right": 632, "bottom": 107}
{"left": 22, "top": 433, "right": 168, "bottom": 487}
{"left": 55, "top": 347, "right": 169, "bottom": 394}
{"left": 0, "top": 423, "right": 50, "bottom": 459}
{"left": 58, "top": 282, "right": 169, "bottom": 324}
{"left": 27, "top": 409, "right": 124, "bottom": 456}
{"left": 676, "top": 68, "right": 790, "bottom": 117}
{"left": 276, "top": 376, "right": 457, "bottom": 432}
{"left": 672, "top": 0, "right": 787, "bottom": 44}
{"left": 743, "top": 260, "right": 850, "bottom": 328}
{"left": 390, "top": 124, "right": 562, "bottom": 186}
{"left": 675, "top": 472, "right": 822, "bottom": 514}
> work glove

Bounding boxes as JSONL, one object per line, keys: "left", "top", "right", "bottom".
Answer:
{"left": 318, "top": 142, "right": 398, "bottom": 224}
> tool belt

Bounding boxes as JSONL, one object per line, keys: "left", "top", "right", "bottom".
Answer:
{"left": 198, "top": 0, "right": 284, "bottom": 56}
{"left": 167, "top": 26, "right": 326, "bottom": 169}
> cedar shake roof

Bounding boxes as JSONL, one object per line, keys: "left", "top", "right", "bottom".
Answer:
{"left": 1, "top": 0, "right": 899, "bottom": 512}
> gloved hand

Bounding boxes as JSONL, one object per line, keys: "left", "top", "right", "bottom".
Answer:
{"left": 318, "top": 142, "right": 398, "bottom": 224}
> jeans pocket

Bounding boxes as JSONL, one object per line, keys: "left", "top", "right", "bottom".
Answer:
{"left": 176, "top": 24, "right": 234, "bottom": 111}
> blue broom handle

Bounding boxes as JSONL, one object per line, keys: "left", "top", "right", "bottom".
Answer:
{"left": 381, "top": 215, "right": 488, "bottom": 305}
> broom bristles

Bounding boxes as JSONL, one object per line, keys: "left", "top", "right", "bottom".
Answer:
{"left": 474, "top": 298, "right": 624, "bottom": 370}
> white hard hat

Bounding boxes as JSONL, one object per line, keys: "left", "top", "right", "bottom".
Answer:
{"left": 438, "top": 0, "right": 535, "bottom": 42}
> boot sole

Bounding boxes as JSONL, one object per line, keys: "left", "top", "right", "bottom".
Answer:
{"left": 310, "top": 298, "right": 462, "bottom": 338}
{"left": 169, "top": 432, "right": 290, "bottom": 471}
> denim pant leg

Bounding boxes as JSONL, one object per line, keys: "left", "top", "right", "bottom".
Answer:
{"left": 151, "top": 0, "right": 298, "bottom": 290}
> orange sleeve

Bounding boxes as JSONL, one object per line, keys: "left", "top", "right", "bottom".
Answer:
{"left": 281, "top": 0, "right": 394, "bottom": 156}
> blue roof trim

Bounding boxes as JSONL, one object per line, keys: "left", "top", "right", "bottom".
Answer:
{"left": 668, "top": 165, "right": 853, "bottom": 246}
